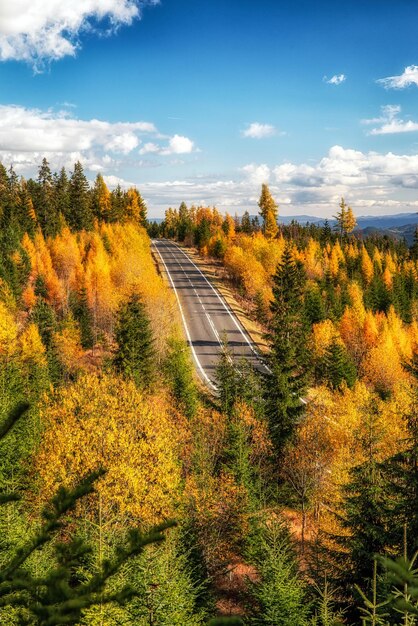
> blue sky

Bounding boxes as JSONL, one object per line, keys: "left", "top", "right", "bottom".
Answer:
{"left": 1, "top": 0, "right": 418, "bottom": 217}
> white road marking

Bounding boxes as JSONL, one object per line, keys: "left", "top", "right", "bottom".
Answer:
{"left": 168, "top": 241, "right": 258, "bottom": 354}
{"left": 166, "top": 240, "right": 271, "bottom": 373}
{"left": 152, "top": 241, "right": 217, "bottom": 390}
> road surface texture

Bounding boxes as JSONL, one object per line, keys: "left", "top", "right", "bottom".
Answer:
{"left": 153, "top": 239, "right": 269, "bottom": 390}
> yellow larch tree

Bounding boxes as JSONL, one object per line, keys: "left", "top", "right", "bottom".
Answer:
{"left": 361, "top": 246, "right": 374, "bottom": 284}
{"left": 34, "top": 373, "right": 184, "bottom": 527}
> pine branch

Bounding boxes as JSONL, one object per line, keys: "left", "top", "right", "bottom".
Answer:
{"left": 0, "top": 401, "right": 30, "bottom": 439}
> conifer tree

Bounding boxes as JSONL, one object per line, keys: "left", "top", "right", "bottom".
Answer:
{"left": 382, "top": 348, "right": 418, "bottom": 555}
{"left": 165, "top": 336, "right": 198, "bottom": 419}
{"left": 241, "top": 210, "right": 252, "bottom": 234}
{"left": 305, "top": 284, "right": 326, "bottom": 325}
{"left": 247, "top": 521, "right": 309, "bottom": 625}
{"left": 0, "top": 403, "right": 176, "bottom": 625}
{"left": 320, "top": 219, "right": 333, "bottom": 245}
{"left": 69, "top": 161, "right": 93, "bottom": 231}
{"left": 110, "top": 184, "right": 125, "bottom": 223}
{"left": 330, "top": 402, "right": 392, "bottom": 617}
{"left": 34, "top": 158, "right": 59, "bottom": 236}
{"left": 53, "top": 167, "right": 71, "bottom": 224}
{"left": 113, "top": 292, "right": 155, "bottom": 390}
{"left": 333, "top": 198, "right": 356, "bottom": 239}
{"left": 264, "top": 243, "right": 308, "bottom": 452}
{"left": 258, "top": 184, "right": 278, "bottom": 240}
{"left": 323, "top": 340, "right": 357, "bottom": 389}
{"left": 70, "top": 286, "right": 94, "bottom": 349}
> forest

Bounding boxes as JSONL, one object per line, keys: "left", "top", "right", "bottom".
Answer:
{"left": 1, "top": 160, "right": 418, "bottom": 625}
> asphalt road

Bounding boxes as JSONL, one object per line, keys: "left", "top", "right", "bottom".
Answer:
{"left": 152, "top": 239, "right": 269, "bottom": 390}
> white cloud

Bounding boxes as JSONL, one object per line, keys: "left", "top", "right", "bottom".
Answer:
{"left": 323, "top": 74, "right": 346, "bottom": 85}
{"left": 166, "top": 134, "right": 194, "bottom": 154}
{"left": 102, "top": 174, "right": 136, "bottom": 188}
{"left": 0, "top": 104, "right": 195, "bottom": 173}
{"left": 362, "top": 104, "right": 418, "bottom": 135}
{"left": 377, "top": 65, "right": 418, "bottom": 89}
{"left": 242, "top": 122, "right": 276, "bottom": 139}
{"left": 139, "top": 145, "right": 418, "bottom": 218}
{"left": 139, "top": 133, "right": 195, "bottom": 155}
{"left": 0, "top": 0, "right": 159, "bottom": 69}
{"left": 241, "top": 164, "right": 270, "bottom": 185}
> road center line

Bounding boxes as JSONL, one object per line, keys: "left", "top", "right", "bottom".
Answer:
{"left": 152, "top": 241, "right": 217, "bottom": 390}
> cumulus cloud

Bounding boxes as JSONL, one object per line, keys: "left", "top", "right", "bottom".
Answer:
{"left": 377, "top": 65, "right": 418, "bottom": 89}
{"left": 141, "top": 145, "right": 418, "bottom": 217}
{"left": 139, "top": 134, "right": 195, "bottom": 155}
{"left": 103, "top": 174, "right": 136, "bottom": 188}
{"left": 242, "top": 122, "right": 277, "bottom": 139}
{"left": 0, "top": 104, "right": 195, "bottom": 173}
{"left": 241, "top": 164, "right": 270, "bottom": 185}
{"left": 362, "top": 104, "right": 418, "bottom": 135}
{"left": 0, "top": 0, "right": 159, "bottom": 69}
{"left": 323, "top": 74, "right": 346, "bottom": 85}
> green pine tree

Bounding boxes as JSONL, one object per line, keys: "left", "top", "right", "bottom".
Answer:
{"left": 164, "top": 336, "right": 198, "bottom": 419}
{"left": 322, "top": 340, "right": 357, "bottom": 389}
{"left": 0, "top": 402, "right": 177, "bottom": 625}
{"left": 113, "top": 292, "right": 155, "bottom": 390}
{"left": 247, "top": 520, "right": 309, "bottom": 625}
{"left": 69, "top": 161, "right": 93, "bottom": 231}
{"left": 329, "top": 402, "right": 392, "bottom": 619}
{"left": 264, "top": 244, "right": 308, "bottom": 452}
{"left": 71, "top": 286, "right": 94, "bottom": 350}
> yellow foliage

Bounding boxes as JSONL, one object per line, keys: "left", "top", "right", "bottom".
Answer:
{"left": 0, "top": 300, "right": 18, "bottom": 357}
{"left": 19, "top": 323, "right": 46, "bottom": 367}
{"left": 21, "top": 284, "right": 37, "bottom": 310}
{"left": 361, "top": 246, "right": 374, "bottom": 284}
{"left": 53, "top": 317, "right": 83, "bottom": 376}
{"left": 312, "top": 319, "right": 340, "bottom": 358}
{"left": 35, "top": 374, "right": 183, "bottom": 526}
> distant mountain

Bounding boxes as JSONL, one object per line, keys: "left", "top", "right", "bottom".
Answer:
{"left": 276, "top": 212, "right": 418, "bottom": 229}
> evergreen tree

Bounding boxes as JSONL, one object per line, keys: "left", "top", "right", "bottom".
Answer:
{"left": 34, "top": 158, "right": 60, "bottom": 236}
{"left": 241, "top": 210, "right": 252, "bottom": 234}
{"left": 53, "top": 166, "right": 71, "bottom": 224}
{"left": 305, "top": 284, "right": 326, "bottom": 325}
{"left": 69, "top": 161, "right": 93, "bottom": 230}
{"left": 113, "top": 292, "right": 155, "bottom": 389}
{"left": 110, "top": 184, "right": 125, "bottom": 223}
{"left": 125, "top": 532, "right": 206, "bottom": 625}
{"left": 330, "top": 403, "right": 392, "bottom": 618}
{"left": 320, "top": 219, "right": 333, "bottom": 245}
{"left": 258, "top": 184, "right": 278, "bottom": 240}
{"left": 0, "top": 403, "right": 176, "bottom": 625}
{"left": 264, "top": 244, "right": 308, "bottom": 452}
{"left": 247, "top": 520, "right": 309, "bottom": 625}
{"left": 165, "top": 336, "right": 198, "bottom": 419}
{"left": 70, "top": 286, "right": 94, "bottom": 349}
{"left": 322, "top": 340, "right": 357, "bottom": 389}
{"left": 381, "top": 348, "right": 418, "bottom": 555}
{"left": 251, "top": 215, "right": 261, "bottom": 232}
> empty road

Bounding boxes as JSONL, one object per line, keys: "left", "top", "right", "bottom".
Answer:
{"left": 152, "top": 239, "right": 269, "bottom": 390}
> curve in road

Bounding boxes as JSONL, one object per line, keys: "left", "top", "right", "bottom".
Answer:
{"left": 152, "top": 239, "right": 269, "bottom": 390}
